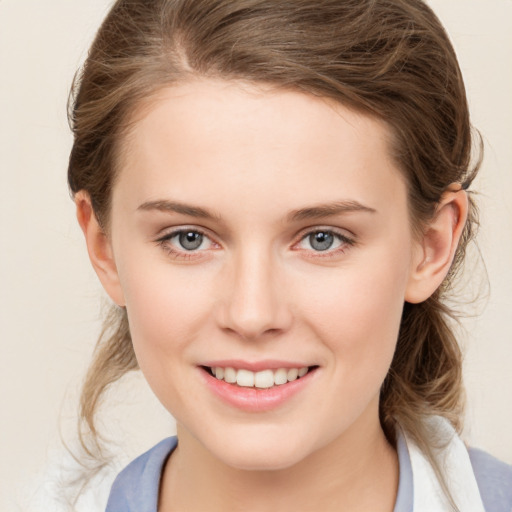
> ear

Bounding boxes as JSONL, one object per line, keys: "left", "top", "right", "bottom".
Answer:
{"left": 405, "top": 187, "right": 468, "bottom": 304}
{"left": 75, "top": 191, "right": 125, "bottom": 307}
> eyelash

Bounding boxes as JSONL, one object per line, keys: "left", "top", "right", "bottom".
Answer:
{"left": 293, "top": 228, "right": 355, "bottom": 258}
{"left": 156, "top": 228, "right": 216, "bottom": 261}
{"left": 155, "top": 227, "right": 355, "bottom": 261}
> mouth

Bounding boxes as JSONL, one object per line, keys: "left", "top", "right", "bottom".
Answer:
{"left": 199, "top": 363, "right": 319, "bottom": 412}
{"left": 200, "top": 365, "right": 318, "bottom": 390}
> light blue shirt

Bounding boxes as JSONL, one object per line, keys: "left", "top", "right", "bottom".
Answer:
{"left": 106, "top": 435, "right": 512, "bottom": 511}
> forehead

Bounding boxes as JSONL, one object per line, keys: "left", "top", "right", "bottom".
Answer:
{"left": 114, "top": 78, "right": 407, "bottom": 221}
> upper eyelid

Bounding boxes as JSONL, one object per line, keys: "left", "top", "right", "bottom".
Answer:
{"left": 156, "top": 226, "right": 214, "bottom": 241}
{"left": 156, "top": 228, "right": 216, "bottom": 257}
{"left": 295, "top": 226, "right": 355, "bottom": 242}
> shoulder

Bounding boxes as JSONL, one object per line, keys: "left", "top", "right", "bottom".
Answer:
{"left": 105, "top": 437, "right": 178, "bottom": 512}
{"left": 469, "top": 446, "right": 512, "bottom": 512}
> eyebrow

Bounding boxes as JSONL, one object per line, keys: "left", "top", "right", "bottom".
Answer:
{"left": 137, "top": 198, "right": 376, "bottom": 222}
{"left": 137, "top": 200, "right": 221, "bottom": 220}
{"left": 287, "top": 200, "right": 376, "bottom": 222}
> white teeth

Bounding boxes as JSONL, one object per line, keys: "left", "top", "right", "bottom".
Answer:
{"left": 254, "top": 369, "right": 274, "bottom": 389}
{"left": 210, "top": 365, "right": 313, "bottom": 388}
{"left": 274, "top": 368, "right": 288, "bottom": 385}
{"left": 287, "top": 368, "right": 298, "bottom": 381}
{"left": 236, "top": 369, "right": 254, "bottom": 387}
{"left": 224, "top": 367, "right": 236, "bottom": 383}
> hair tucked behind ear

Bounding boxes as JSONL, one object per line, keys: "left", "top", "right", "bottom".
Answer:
{"left": 68, "top": 0, "right": 482, "bottom": 506}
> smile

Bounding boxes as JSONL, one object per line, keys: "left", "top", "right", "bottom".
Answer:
{"left": 205, "top": 366, "right": 313, "bottom": 389}
{"left": 200, "top": 363, "right": 319, "bottom": 412}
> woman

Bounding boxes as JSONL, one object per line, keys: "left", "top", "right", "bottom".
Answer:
{"left": 68, "top": 0, "right": 512, "bottom": 510}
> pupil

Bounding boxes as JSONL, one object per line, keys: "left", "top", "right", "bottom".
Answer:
{"left": 310, "top": 232, "right": 333, "bottom": 251}
{"left": 179, "top": 232, "right": 203, "bottom": 250}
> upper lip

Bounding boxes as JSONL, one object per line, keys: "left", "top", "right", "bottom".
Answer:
{"left": 200, "top": 359, "right": 315, "bottom": 372}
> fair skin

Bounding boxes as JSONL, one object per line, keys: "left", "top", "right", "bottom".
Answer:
{"left": 77, "top": 79, "right": 467, "bottom": 511}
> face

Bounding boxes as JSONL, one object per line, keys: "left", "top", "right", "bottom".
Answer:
{"left": 107, "top": 79, "right": 420, "bottom": 470}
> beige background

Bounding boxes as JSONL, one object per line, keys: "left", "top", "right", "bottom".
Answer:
{"left": 1, "top": 1, "right": 511, "bottom": 510}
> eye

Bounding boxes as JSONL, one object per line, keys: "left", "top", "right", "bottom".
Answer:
{"left": 295, "top": 229, "right": 354, "bottom": 254}
{"left": 306, "top": 231, "right": 337, "bottom": 251}
{"left": 175, "top": 231, "right": 206, "bottom": 251}
{"left": 156, "top": 228, "right": 217, "bottom": 258}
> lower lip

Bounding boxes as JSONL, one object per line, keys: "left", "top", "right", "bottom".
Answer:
{"left": 200, "top": 367, "right": 317, "bottom": 412}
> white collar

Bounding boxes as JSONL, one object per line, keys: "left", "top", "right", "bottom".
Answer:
{"left": 400, "top": 416, "right": 485, "bottom": 512}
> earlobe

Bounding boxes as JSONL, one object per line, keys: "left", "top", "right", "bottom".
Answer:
{"left": 405, "top": 187, "right": 468, "bottom": 304}
{"left": 75, "top": 191, "right": 126, "bottom": 307}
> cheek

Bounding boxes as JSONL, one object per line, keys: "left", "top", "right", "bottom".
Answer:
{"left": 118, "top": 263, "right": 219, "bottom": 415}
{"left": 296, "top": 248, "right": 410, "bottom": 373}
{"left": 117, "top": 257, "right": 215, "bottom": 366}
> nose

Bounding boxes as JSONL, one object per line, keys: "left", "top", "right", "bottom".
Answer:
{"left": 216, "top": 247, "right": 293, "bottom": 340}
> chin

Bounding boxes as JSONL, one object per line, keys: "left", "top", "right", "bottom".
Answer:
{"left": 206, "top": 428, "right": 314, "bottom": 472}
{"left": 222, "top": 450, "right": 306, "bottom": 472}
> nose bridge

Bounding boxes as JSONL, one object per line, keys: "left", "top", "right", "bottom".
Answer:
{"left": 220, "top": 242, "right": 291, "bottom": 339}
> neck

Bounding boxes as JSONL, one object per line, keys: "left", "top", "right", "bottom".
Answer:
{"left": 159, "top": 408, "right": 398, "bottom": 512}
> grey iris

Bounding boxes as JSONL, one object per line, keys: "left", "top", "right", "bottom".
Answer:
{"left": 309, "top": 231, "right": 334, "bottom": 251}
{"left": 179, "top": 231, "right": 203, "bottom": 250}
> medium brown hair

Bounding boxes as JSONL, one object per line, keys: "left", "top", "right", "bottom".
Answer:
{"left": 68, "top": 0, "right": 481, "bottom": 504}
